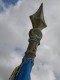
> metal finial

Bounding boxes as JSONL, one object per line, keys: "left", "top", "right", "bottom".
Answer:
{"left": 30, "top": 3, "right": 47, "bottom": 30}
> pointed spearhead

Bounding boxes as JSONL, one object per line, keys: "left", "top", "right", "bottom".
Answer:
{"left": 29, "top": 3, "right": 47, "bottom": 30}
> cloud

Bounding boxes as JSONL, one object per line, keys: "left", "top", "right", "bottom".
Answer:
{"left": 31, "top": 63, "right": 56, "bottom": 80}
{"left": 0, "top": 0, "right": 60, "bottom": 80}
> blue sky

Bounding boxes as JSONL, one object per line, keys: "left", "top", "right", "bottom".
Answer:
{"left": 0, "top": 0, "right": 18, "bottom": 12}
{"left": 2, "top": 0, "right": 18, "bottom": 7}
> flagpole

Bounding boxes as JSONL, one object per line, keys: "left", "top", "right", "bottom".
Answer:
{"left": 9, "top": 3, "right": 47, "bottom": 80}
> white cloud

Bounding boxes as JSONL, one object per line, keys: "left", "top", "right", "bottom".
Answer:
{"left": 0, "top": 0, "right": 60, "bottom": 80}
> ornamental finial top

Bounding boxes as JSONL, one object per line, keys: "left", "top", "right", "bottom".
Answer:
{"left": 30, "top": 3, "right": 47, "bottom": 30}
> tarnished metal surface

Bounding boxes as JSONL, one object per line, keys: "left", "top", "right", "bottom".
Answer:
{"left": 9, "top": 3, "right": 47, "bottom": 80}
{"left": 30, "top": 3, "right": 47, "bottom": 30}
{"left": 26, "top": 3, "right": 47, "bottom": 54}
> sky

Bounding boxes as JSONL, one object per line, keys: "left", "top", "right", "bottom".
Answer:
{"left": 0, "top": 0, "right": 60, "bottom": 80}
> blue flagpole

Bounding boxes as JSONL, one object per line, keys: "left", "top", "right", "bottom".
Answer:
{"left": 9, "top": 3, "right": 47, "bottom": 80}
{"left": 14, "top": 58, "right": 33, "bottom": 80}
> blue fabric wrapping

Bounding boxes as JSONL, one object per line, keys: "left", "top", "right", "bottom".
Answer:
{"left": 14, "top": 58, "right": 33, "bottom": 80}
